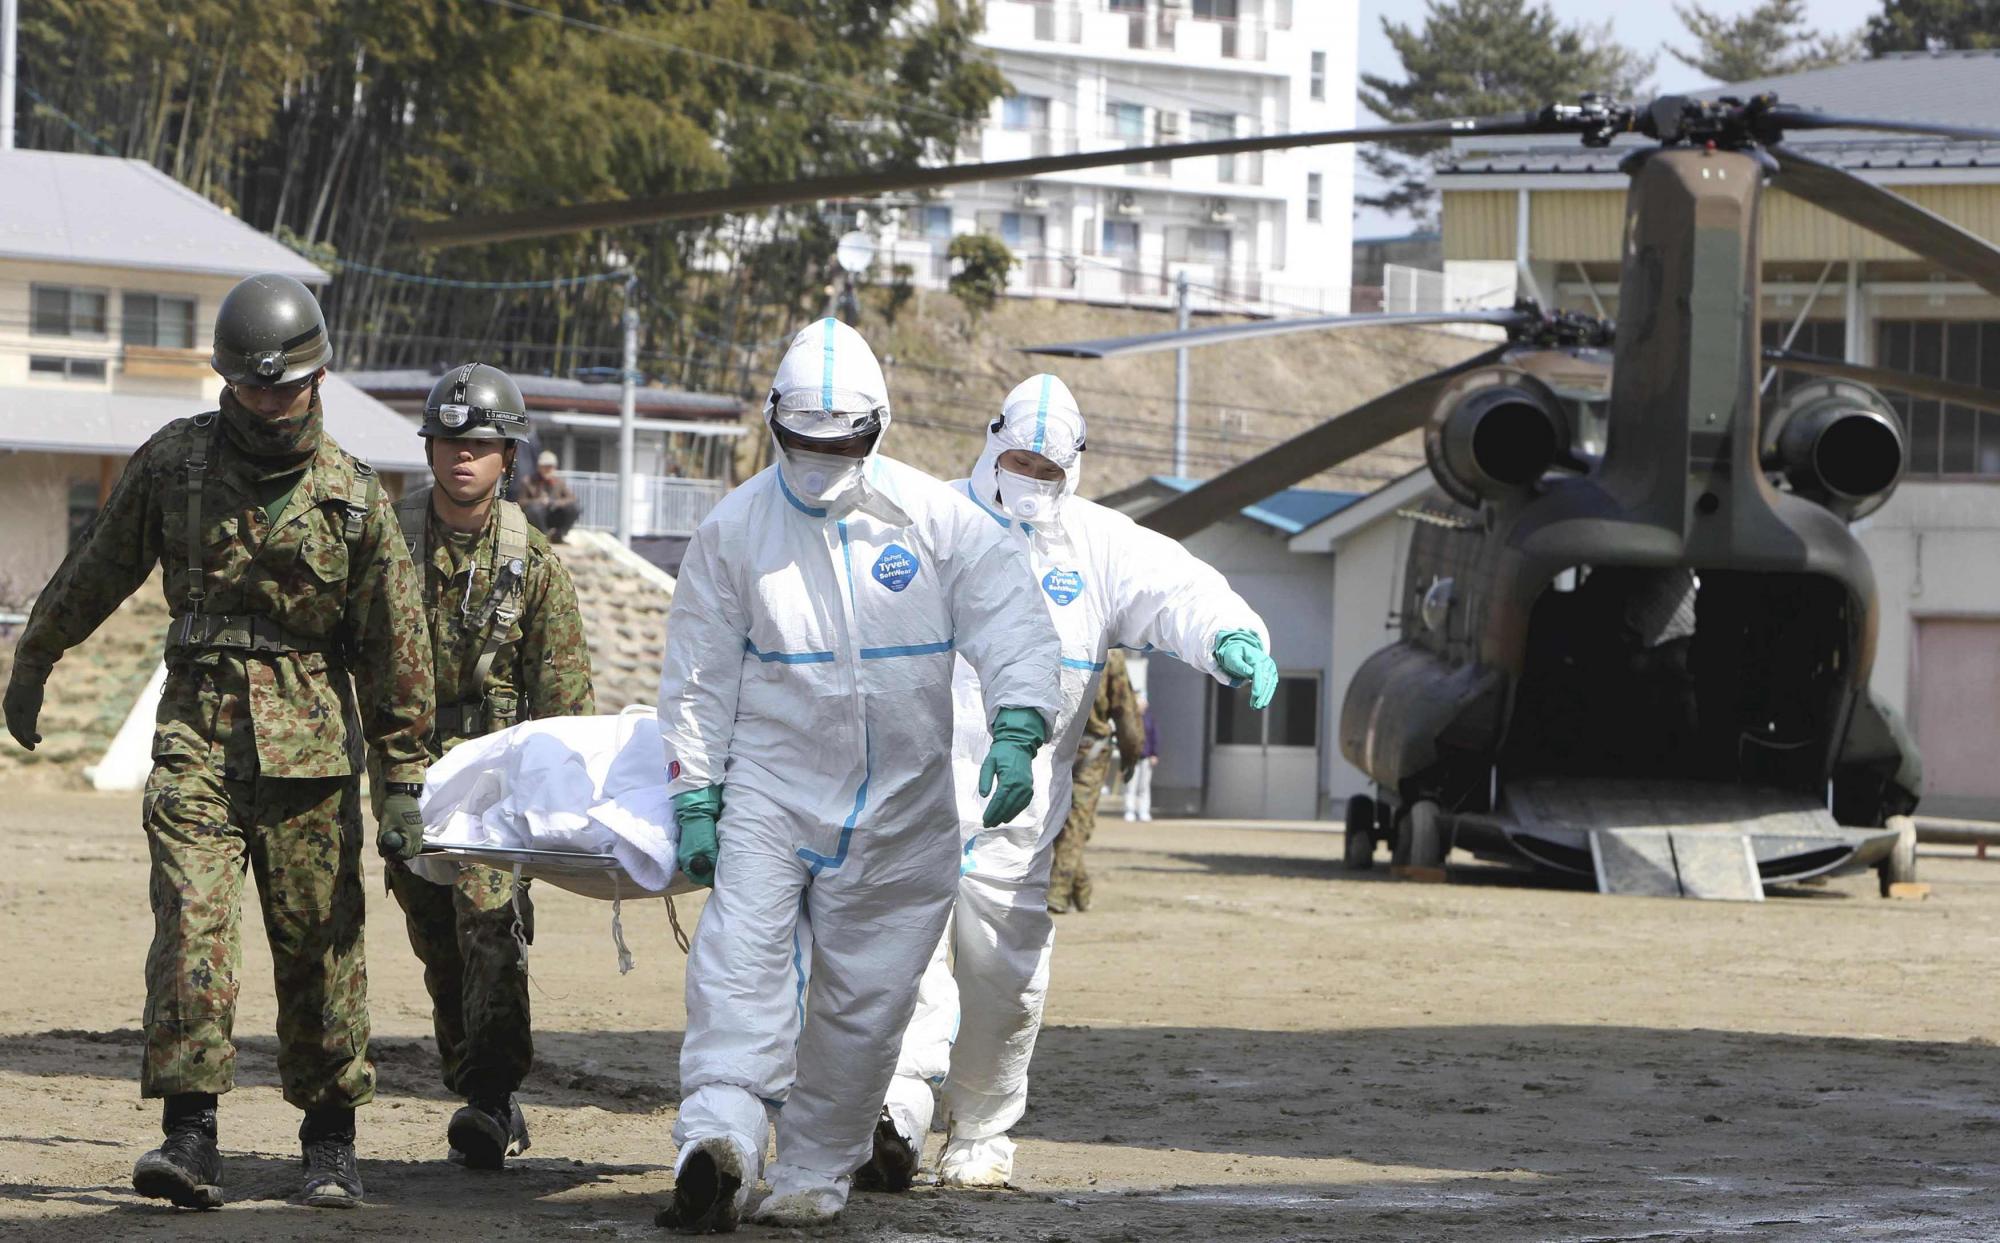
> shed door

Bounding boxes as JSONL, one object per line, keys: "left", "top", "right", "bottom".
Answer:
{"left": 1207, "top": 673, "right": 1320, "bottom": 820}
{"left": 1913, "top": 618, "right": 2000, "bottom": 819}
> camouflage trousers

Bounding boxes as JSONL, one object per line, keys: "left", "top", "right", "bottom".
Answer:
{"left": 1048, "top": 742, "right": 1115, "bottom": 912}
{"left": 387, "top": 862, "right": 534, "bottom": 1100}
{"left": 140, "top": 755, "right": 373, "bottom": 1110}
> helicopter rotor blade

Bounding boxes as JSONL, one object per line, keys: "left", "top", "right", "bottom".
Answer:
{"left": 1022, "top": 308, "right": 1534, "bottom": 360}
{"left": 1139, "top": 345, "right": 1512, "bottom": 540}
{"left": 1763, "top": 107, "right": 2000, "bottom": 145}
{"left": 412, "top": 111, "right": 1570, "bottom": 248}
{"left": 1769, "top": 145, "right": 2000, "bottom": 299}
{"left": 1766, "top": 348, "right": 2000, "bottom": 415}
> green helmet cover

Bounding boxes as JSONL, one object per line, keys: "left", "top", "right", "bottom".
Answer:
{"left": 211, "top": 273, "right": 332, "bottom": 386}
{"left": 421, "top": 362, "right": 531, "bottom": 442}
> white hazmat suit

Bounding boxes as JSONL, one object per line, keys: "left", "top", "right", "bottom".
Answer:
{"left": 884, "top": 374, "right": 1273, "bottom": 1185}
{"left": 656, "top": 321, "right": 1061, "bottom": 1225}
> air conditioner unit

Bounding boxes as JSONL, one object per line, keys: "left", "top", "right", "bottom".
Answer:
{"left": 1157, "top": 112, "right": 1183, "bottom": 138}
{"left": 1161, "top": 0, "right": 1187, "bottom": 8}
{"left": 1207, "top": 197, "right": 1235, "bottom": 223}
{"left": 1018, "top": 181, "right": 1048, "bottom": 208}
{"left": 1114, "top": 192, "right": 1143, "bottom": 217}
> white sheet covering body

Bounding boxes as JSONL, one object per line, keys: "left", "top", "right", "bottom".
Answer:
{"left": 415, "top": 708, "right": 692, "bottom": 900}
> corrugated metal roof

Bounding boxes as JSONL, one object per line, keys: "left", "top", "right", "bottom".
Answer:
{"left": 345, "top": 369, "right": 743, "bottom": 418}
{"left": 0, "top": 151, "right": 326, "bottom": 282}
{"left": 0, "top": 373, "right": 427, "bottom": 472}
{"left": 1444, "top": 51, "right": 2000, "bottom": 176}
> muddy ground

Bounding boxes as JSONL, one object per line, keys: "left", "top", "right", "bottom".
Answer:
{"left": 2, "top": 789, "right": 1996, "bottom": 1241}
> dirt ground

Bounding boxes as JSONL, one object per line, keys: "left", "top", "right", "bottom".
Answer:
{"left": 3, "top": 790, "right": 1998, "bottom": 1242}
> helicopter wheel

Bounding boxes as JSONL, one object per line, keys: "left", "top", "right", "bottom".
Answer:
{"left": 1343, "top": 795, "right": 1377, "bottom": 871}
{"left": 1877, "top": 814, "right": 1918, "bottom": 897}
{"left": 1403, "top": 800, "right": 1447, "bottom": 871}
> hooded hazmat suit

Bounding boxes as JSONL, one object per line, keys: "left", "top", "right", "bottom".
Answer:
{"left": 655, "top": 321, "right": 1062, "bottom": 1222}
{"left": 883, "top": 373, "right": 1274, "bottom": 1183}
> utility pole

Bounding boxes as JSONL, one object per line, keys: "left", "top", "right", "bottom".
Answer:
{"left": 2, "top": 0, "right": 18, "bottom": 152}
{"left": 1173, "top": 269, "right": 1190, "bottom": 478}
{"left": 616, "top": 271, "right": 638, "bottom": 547}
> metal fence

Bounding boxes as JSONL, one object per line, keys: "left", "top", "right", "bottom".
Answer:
{"left": 565, "top": 471, "right": 727, "bottom": 537}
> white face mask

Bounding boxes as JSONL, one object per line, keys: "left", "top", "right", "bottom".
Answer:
{"left": 996, "top": 466, "right": 1066, "bottom": 522}
{"left": 783, "top": 446, "right": 867, "bottom": 505}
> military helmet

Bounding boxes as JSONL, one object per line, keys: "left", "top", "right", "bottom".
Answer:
{"left": 211, "top": 273, "right": 333, "bottom": 387}
{"left": 421, "top": 362, "right": 530, "bottom": 441}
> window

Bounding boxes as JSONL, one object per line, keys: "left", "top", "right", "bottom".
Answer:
{"left": 1306, "top": 172, "right": 1323, "bottom": 222}
{"left": 31, "top": 285, "right": 108, "bottom": 337}
{"left": 30, "top": 355, "right": 109, "bottom": 382}
{"left": 1102, "top": 219, "right": 1140, "bottom": 256}
{"left": 1002, "top": 94, "right": 1050, "bottom": 132}
{"left": 1108, "top": 0, "right": 1144, "bottom": 9}
{"left": 67, "top": 480, "right": 100, "bottom": 551}
{"left": 1186, "top": 227, "right": 1231, "bottom": 263}
{"left": 1310, "top": 51, "right": 1326, "bottom": 101}
{"left": 1193, "top": 110, "right": 1235, "bottom": 179}
{"left": 1106, "top": 101, "right": 1145, "bottom": 143}
{"left": 122, "top": 293, "right": 197, "bottom": 349}
{"left": 922, "top": 205, "right": 953, "bottom": 239}
{"left": 1214, "top": 675, "right": 1318, "bottom": 747}
{"left": 1874, "top": 319, "right": 2000, "bottom": 477}
{"left": 1193, "top": 0, "right": 1239, "bottom": 18}
{"left": 999, "top": 212, "right": 1045, "bottom": 251}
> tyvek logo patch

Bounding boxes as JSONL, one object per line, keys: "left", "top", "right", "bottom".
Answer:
{"left": 872, "top": 544, "right": 920, "bottom": 593}
{"left": 1042, "top": 567, "right": 1084, "bottom": 606}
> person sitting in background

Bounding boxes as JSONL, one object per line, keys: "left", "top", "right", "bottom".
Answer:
{"left": 1122, "top": 696, "right": 1159, "bottom": 822}
{"left": 520, "top": 450, "right": 580, "bottom": 543}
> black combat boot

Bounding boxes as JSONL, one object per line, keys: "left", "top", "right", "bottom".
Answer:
{"left": 299, "top": 1105, "right": 363, "bottom": 1208}
{"left": 448, "top": 1094, "right": 531, "bottom": 1170}
{"left": 131, "top": 1092, "right": 224, "bottom": 1209}
{"left": 851, "top": 1108, "right": 919, "bottom": 1193}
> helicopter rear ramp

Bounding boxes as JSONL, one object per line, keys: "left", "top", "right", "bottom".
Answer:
{"left": 1485, "top": 778, "right": 1902, "bottom": 896}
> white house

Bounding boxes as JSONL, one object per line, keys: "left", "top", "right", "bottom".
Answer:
{"left": 0, "top": 149, "right": 423, "bottom": 595}
{"left": 888, "top": 0, "right": 1358, "bottom": 315}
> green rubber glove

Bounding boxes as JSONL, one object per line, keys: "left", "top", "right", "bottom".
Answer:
{"left": 1214, "top": 630, "right": 1278, "bottom": 711}
{"left": 674, "top": 785, "right": 724, "bottom": 888}
{"left": 377, "top": 786, "right": 425, "bottom": 862}
{"left": 978, "top": 707, "right": 1048, "bottom": 828}
{"left": 4, "top": 662, "right": 48, "bottom": 751}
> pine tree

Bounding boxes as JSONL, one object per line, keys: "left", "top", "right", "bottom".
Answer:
{"left": 1672, "top": 0, "right": 1861, "bottom": 84}
{"left": 1865, "top": 0, "right": 2000, "bottom": 53}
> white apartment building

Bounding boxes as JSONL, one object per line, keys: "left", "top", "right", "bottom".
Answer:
{"left": 884, "top": 0, "right": 1357, "bottom": 315}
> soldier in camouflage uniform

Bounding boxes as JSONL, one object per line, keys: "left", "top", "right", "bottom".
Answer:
{"left": 1046, "top": 648, "right": 1143, "bottom": 913}
{"left": 374, "top": 362, "right": 594, "bottom": 1170}
{"left": 0, "top": 273, "right": 433, "bottom": 1209}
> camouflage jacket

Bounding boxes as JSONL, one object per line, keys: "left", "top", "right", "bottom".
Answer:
{"left": 1081, "top": 648, "right": 1146, "bottom": 773}
{"left": 399, "top": 489, "right": 594, "bottom": 756}
{"left": 13, "top": 415, "right": 434, "bottom": 784}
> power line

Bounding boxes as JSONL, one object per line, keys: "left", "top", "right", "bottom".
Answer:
{"left": 476, "top": 0, "right": 970, "bottom": 127}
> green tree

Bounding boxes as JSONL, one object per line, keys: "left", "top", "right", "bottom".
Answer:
{"left": 1865, "top": 0, "right": 2000, "bottom": 53}
{"left": 1359, "top": 0, "right": 1654, "bottom": 227}
{"left": 1672, "top": 1, "right": 1861, "bottom": 82}
{"left": 947, "top": 233, "right": 1016, "bottom": 330}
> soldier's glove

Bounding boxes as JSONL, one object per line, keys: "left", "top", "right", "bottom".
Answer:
{"left": 377, "top": 784, "right": 426, "bottom": 862}
{"left": 1213, "top": 630, "right": 1278, "bottom": 711}
{"left": 4, "top": 662, "right": 48, "bottom": 751}
{"left": 979, "top": 707, "right": 1049, "bottom": 828}
{"left": 673, "top": 786, "right": 724, "bottom": 888}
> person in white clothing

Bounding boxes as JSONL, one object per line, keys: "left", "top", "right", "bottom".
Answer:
{"left": 654, "top": 321, "right": 1062, "bottom": 1232}
{"left": 862, "top": 373, "right": 1278, "bottom": 1192}
{"left": 1122, "top": 697, "right": 1157, "bottom": 821}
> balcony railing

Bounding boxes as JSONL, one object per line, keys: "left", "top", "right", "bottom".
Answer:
{"left": 566, "top": 471, "right": 726, "bottom": 538}
{"left": 994, "top": 1, "right": 1286, "bottom": 62}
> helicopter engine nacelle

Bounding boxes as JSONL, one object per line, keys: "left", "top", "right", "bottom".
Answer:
{"left": 1764, "top": 379, "right": 1905, "bottom": 521}
{"left": 1426, "top": 376, "right": 1570, "bottom": 508}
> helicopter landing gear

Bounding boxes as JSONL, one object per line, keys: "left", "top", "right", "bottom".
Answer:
{"left": 1877, "top": 814, "right": 1918, "bottom": 897}
{"left": 1396, "top": 799, "right": 1448, "bottom": 871}
{"left": 1343, "top": 795, "right": 1378, "bottom": 871}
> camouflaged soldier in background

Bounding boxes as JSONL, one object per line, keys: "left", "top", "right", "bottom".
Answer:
{"left": 1, "top": 273, "right": 433, "bottom": 1211}
{"left": 1046, "top": 648, "right": 1144, "bottom": 913}
{"left": 372, "top": 362, "right": 594, "bottom": 1171}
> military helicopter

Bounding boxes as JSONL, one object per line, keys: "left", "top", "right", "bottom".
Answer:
{"left": 416, "top": 92, "right": 2000, "bottom": 897}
